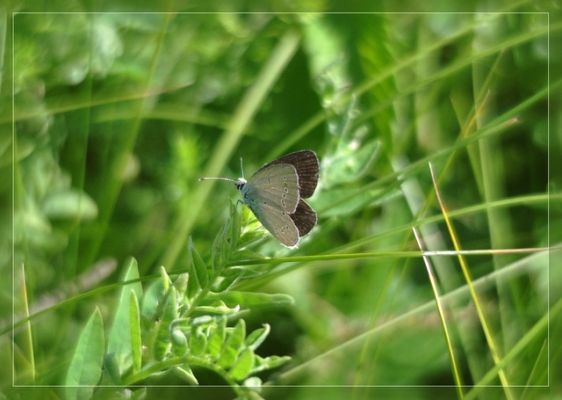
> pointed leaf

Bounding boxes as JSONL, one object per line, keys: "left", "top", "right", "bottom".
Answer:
{"left": 214, "top": 291, "right": 294, "bottom": 308}
{"left": 207, "top": 317, "right": 226, "bottom": 359}
{"left": 211, "top": 221, "right": 229, "bottom": 276}
{"left": 159, "top": 266, "right": 172, "bottom": 290}
{"left": 65, "top": 308, "right": 105, "bottom": 400}
{"left": 173, "top": 366, "right": 199, "bottom": 385}
{"left": 188, "top": 237, "right": 208, "bottom": 290}
{"left": 245, "top": 324, "right": 270, "bottom": 351}
{"left": 103, "top": 353, "right": 121, "bottom": 384}
{"left": 229, "top": 347, "right": 255, "bottom": 381}
{"left": 253, "top": 355, "right": 291, "bottom": 373}
{"left": 153, "top": 287, "right": 178, "bottom": 361}
{"left": 141, "top": 278, "right": 166, "bottom": 322}
{"left": 173, "top": 273, "right": 189, "bottom": 298}
{"left": 107, "top": 258, "right": 142, "bottom": 376}
{"left": 189, "top": 329, "right": 207, "bottom": 357}
{"left": 218, "top": 319, "right": 245, "bottom": 368}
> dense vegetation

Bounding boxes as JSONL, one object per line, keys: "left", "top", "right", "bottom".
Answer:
{"left": 2, "top": 2, "right": 560, "bottom": 399}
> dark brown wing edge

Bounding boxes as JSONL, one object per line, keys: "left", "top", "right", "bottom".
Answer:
{"left": 289, "top": 199, "right": 317, "bottom": 236}
{"left": 267, "top": 150, "right": 319, "bottom": 198}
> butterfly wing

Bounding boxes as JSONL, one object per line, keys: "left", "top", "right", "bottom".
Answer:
{"left": 248, "top": 202, "right": 300, "bottom": 247}
{"left": 242, "top": 163, "right": 300, "bottom": 247}
{"left": 265, "top": 150, "right": 319, "bottom": 198}
{"left": 244, "top": 163, "right": 300, "bottom": 213}
{"left": 290, "top": 199, "right": 317, "bottom": 236}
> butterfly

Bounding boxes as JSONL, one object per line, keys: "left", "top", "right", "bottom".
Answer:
{"left": 200, "top": 150, "right": 319, "bottom": 247}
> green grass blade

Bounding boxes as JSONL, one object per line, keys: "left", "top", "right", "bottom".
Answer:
{"left": 17, "top": 263, "right": 35, "bottom": 383}
{"left": 429, "top": 163, "right": 513, "bottom": 397}
{"left": 412, "top": 227, "right": 464, "bottom": 398}
{"left": 464, "top": 299, "right": 562, "bottom": 400}
{"left": 275, "top": 250, "right": 548, "bottom": 383}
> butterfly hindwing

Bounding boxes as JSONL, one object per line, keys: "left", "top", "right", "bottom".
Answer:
{"left": 266, "top": 150, "right": 319, "bottom": 198}
{"left": 248, "top": 201, "right": 300, "bottom": 247}
{"left": 290, "top": 199, "right": 317, "bottom": 236}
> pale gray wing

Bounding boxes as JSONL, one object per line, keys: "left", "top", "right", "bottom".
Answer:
{"left": 244, "top": 163, "right": 300, "bottom": 213}
{"left": 247, "top": 201, "right": 300, "bottom": 247}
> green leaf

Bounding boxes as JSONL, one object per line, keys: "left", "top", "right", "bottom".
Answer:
{"left": 65, "top": 308, "right": 105, "bottom": 400}
{"left": 213, "top": 275, "right": 240, "bottom": 293}
{"left": 129, "top": 291, "right": 142, "bottom": 374}
{"left": 146, "top": 267, "right": 175, "bottom": 324}
{"left": 229, "top": 347, "right": 255, "bottom": 381}
{"left": 229, "top": 201, "right": 241, "bottom": 250}
{"left": 173, "top": 272, "right": 189, "bottom": 298}
{"left": 245, "top": 324, "right": 270, "bottom": 351}
{"left": 230, "top": 249, "right": 266, "bottom": 263}
{"left": 188, "top": 237, "right": 209, "bottom": 291}
{"left": 103, "top": 353, "right": 121, "bottom": 384}
{"left": 141, "top": 278, "right": 166, "bottom": 322}
{"left": 43, "top": 189, "right": 98, "bottom": 220}
{"left": 192, "top": 305, "right": 240, "bottom": 316}
{"left": 237, "top": 229, "right": 265, "bottom": 249}
{"left": 172, "top": 366, "right": 199, "bottom": 385}
{"left": 218, "top": 319, "right": 246, "bottom": 369}
{"left": 107, "top": 258, "right": 143, "bottom": 376}
{"left": 159, "top": 266, "right": 172, "bottom": 290}
{"left": 253, "top": 355, "right": 291, "bottom": 373}
{"left": 153, "top": 287, "right": 178, "bottom": 361}
{"left": 207, "top": 317, "right": 226, "bottom": 359}
{"left": 213, "top": 291, "right": 294, "bottom": 308}
{"left": 211, "top": 220, "right": 230, "bottom": 276}
{"left": 189, "top": 328, "right": 207, "bottom": 357}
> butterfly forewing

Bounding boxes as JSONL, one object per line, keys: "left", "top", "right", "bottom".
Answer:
{"left": 266, "top": 150, "right": 319, "bottom": 198}
{"left": 290, "top": 199, "right": 317, "bottom": 236}
{"left": 244, "top": 163, "right": 300, "bottom": 213}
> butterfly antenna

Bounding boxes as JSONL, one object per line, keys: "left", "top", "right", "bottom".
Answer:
{"left": 240, "top": 157, "right": 245, "bottom": 179}
{"left": 198, "top": 176, "right": 238, "bottom": 183}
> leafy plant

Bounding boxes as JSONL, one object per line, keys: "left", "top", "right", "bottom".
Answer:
{"left": 65, "top": 205, "right": 291, "bottom": 399}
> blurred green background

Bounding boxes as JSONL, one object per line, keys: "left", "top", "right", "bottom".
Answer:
{"left": 2, "top": 0, "right": 561, "bottom": 399}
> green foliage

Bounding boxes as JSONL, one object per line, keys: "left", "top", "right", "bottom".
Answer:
{"left": 4, "top": 6, "right": 560, "bottom": 400}
{"left": 64, "top": 207, "right": 291, "bottom": 398}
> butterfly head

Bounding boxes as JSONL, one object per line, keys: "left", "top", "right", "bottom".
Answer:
{"left": 235, "top": 178, "right": 247, "bottom": 191}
